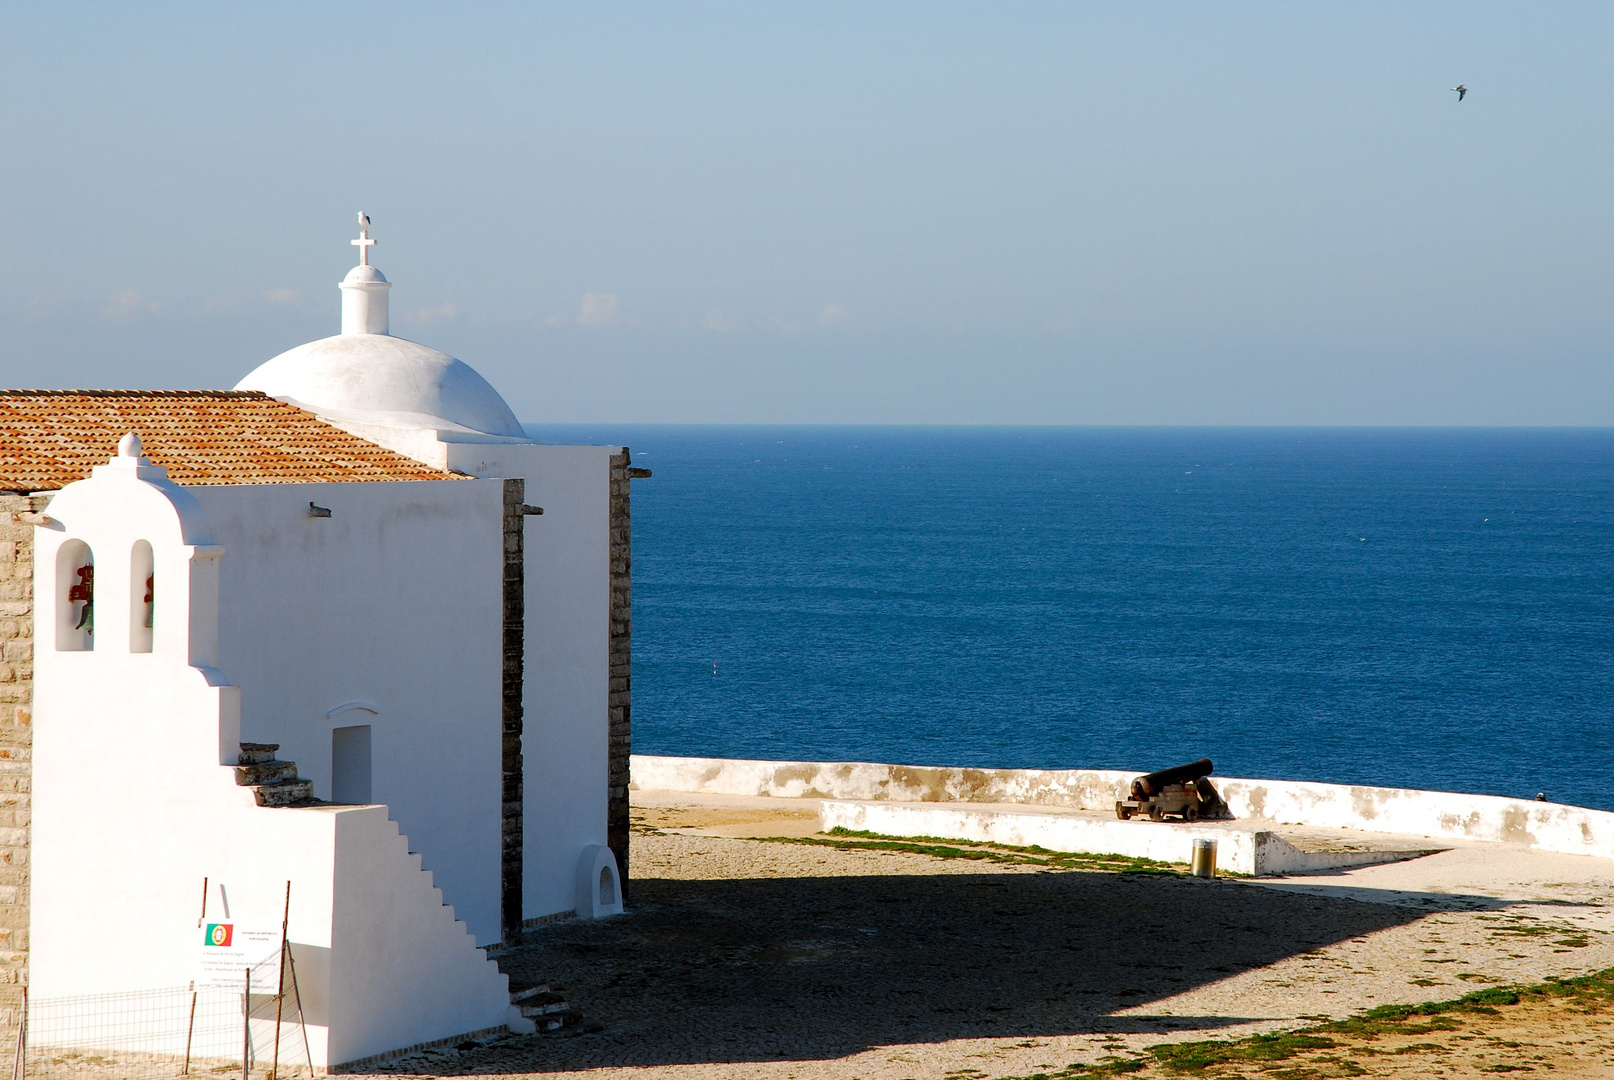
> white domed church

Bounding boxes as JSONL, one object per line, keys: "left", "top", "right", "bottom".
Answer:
{"left": 0, "top": 221, "right": 643, "bottom": 1068}
{"left": 238, "top": 243, "right": 528, "bottom": 444}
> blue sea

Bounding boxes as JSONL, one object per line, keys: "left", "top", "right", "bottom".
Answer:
{"left": 528, "top": 426, "right": 1614, "bottom": 812}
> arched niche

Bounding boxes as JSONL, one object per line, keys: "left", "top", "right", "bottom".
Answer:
{"left": 56, "top": 540, "right": 94, "bottom": 651}
{"left": 129, "top": 540, "right": 154, "bottom": 653}
{"left": 574, "top": 845, "right": 624, "bottom": 918}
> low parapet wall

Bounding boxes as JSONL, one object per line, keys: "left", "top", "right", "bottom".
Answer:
{"left": 631, "top": 755, "right": 1614, "bottom": 861}
{"left": 818, "top": 801, "right": 1441, "bottom": 877}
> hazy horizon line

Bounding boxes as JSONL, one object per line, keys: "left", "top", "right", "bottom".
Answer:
{"left": 523, "top": 421, "right": 1614, "bottom": 431}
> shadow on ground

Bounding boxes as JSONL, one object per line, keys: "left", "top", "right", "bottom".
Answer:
{"left": 1244, "top": 879, "right": 1593, "bottom": 911}
{"left": 425, "top": 868, "right": 1453, "bottom": 1074}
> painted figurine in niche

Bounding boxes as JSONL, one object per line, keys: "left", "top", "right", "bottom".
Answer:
{"left": 67, "top": 565, "right": 94, "bottom": 632}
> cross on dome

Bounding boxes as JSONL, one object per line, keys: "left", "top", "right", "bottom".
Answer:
{"left": 352, "top": 211, "right": 376, "bottom": 267}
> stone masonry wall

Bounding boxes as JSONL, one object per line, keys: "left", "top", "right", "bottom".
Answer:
{"left": 0, "top": 494, "right": 42, "bottom": 1035}
{"left": 607, "top": 453, "right": 634, "bottom": 894}
{"left": 501, "top": 479, "right": 525, "bottom": 941}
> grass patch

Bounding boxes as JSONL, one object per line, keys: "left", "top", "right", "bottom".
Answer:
{"left": 1146, "top": 1031, "right": 1339, "bottom": 1071}
{"left": 992, "top": 1060, "right": 1148, "bottom": 1079}
{"left": 993, "top": 969, "right": 1614, "bottom": 1078}
{"left": 1477, "top": 914, "right": 1597, "bottom": 950}
{"left": 756, "top": 827, "right": 1204, "bottom": 876}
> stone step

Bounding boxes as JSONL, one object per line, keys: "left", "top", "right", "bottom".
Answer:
{"left": 252, "top": 779, "right": 316, "bottom": 807}
{"left": 236, "top": 743, "right": 318, "bottom": 808}
{"left": 510, "top": 983, "right": 580, "bottom": 1030}
{"left": 235, "top": 760, "right": 300, "bottom": 787}
{"left": 517, "top": 993, "right": 570, "bottom": 1018}
{"left": 532, "top": 1008, "right": 583, "bottom": 1033}
{"left": 238, "top": 743, "right": 279, "bottom": 766}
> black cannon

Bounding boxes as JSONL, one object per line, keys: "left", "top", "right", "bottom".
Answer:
{"left": 1115, "top": 758, "right": 1227, "bottom": 822}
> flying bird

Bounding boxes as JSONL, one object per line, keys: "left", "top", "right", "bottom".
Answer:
{"left": 357, "top": 211, "right": 371, "bottom": 228}
{"left": 1451, "top": 84, "right": 1467, "bottom": 102}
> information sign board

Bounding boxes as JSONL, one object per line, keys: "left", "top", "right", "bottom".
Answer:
{"left": 195, "top": 920, "right": 284, "bottom": 992}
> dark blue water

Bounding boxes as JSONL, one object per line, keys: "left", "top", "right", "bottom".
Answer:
{"left": 529, "top": 426, "right": 1614, "bottom": 811}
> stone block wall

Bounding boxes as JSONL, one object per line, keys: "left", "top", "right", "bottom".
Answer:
{"left": 0, "top": 495, "right": 41, "bottom": 1034}
{"left": 607, "top": 453, "right": 633, "bottom": 893}
{"left": 500, "top": 480, "right": 525, "bottom": 941}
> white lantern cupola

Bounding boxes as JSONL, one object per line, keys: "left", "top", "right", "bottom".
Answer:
{"left": 340, "top": 213, "right": 391, "bottom": 335}
{"left": 234, "top": 214, "right": 525, "bottom": 440}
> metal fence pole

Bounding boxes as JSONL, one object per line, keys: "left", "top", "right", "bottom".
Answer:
{"left": 270, "top": 881, "right": 290, "bottom": 1080}
{"left": 183, "top": 981, "right": 198, "bottom": 1076}
{"left": 242, "top": 967, "right": 251, "bottom": 1080}
{"left": 11, "top": 984, "right": 25, "bottom": 1080}
{"left": 288, "top": 948, "right": 312, "bottom": 1072}
{"left": 187, "top": 876, "right": 207, "bottom": 1076}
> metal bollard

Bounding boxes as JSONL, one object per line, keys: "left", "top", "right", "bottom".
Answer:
{"left": 1190, "top": 838, "right": 1218, "bottom": 879}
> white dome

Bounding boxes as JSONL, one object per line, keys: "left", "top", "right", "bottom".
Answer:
{"left": 235, "top": 333, "right": 526, "bottom": 439}
{"left": 344, "top": 264, "right": 388, "bottom": 286}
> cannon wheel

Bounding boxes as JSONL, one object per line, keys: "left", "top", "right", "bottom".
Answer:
{"left": 1184, "top": 804, "right": 1200, "bottom": 822}
{"left": 1115, "top": 802, "right": 1133, "bottom": 820}
{"left": 1148, "top": 803, "right": 1164, "bottom": 822}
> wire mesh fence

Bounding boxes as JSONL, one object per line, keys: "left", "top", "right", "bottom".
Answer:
{"left": 12, "top": 952, "right": 313, "bottom": 1080}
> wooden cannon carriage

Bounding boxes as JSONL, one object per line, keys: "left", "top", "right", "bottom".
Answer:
{"left": 1115, "top": 758, "right": 1228, "bottom": 822}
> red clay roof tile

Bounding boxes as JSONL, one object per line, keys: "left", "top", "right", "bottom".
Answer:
{"left": 0, "top": 390, "right": 460, "bottom": 491}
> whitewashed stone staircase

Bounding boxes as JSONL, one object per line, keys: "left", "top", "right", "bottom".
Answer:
{"left": 232, "top": 743, "right": 587, "bottom": 1046}
{"left": 230, "top": 743, "right": 532, "bottom": 1057}
{"left": 235, "top": 742, "right": 317, "bottom": 805}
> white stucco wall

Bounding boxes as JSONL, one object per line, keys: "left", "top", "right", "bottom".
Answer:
{"left": 327, "top": 805, "right": 513, "bottom": 1066}
{"left": 30, "top": 455, "right": 512, "bottom": 1067}
{"left": 819, "top": 800, "right": 1441, "bottom": 876}
{"left": 821, "top": 799, "right": 1269, "bottom": 873}
{"left": 275, "top": 417, "right": 621, "bottom": 928}
{"left": 191, "top": 479, "right": 505, "bottom": 946}
{"left": 443, "top": 442, "right": 616, "bottom": 922}
{"left": 633, "top": 755, "right": 1614, "bottom": 861}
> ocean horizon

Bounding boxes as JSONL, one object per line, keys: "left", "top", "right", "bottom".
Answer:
{"left": 528, "top": 425, "right": 1614, "bottom": 812}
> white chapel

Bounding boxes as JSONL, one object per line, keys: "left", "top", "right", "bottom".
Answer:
{"left": 0, "top": 219, "right": 643, "bottom": 1068}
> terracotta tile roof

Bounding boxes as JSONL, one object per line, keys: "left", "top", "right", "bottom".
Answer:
{"left": 0, "top": 390, "right": 460, "bottom": 491}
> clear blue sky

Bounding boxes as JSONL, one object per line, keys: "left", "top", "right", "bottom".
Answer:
{"left": 3, "top": 3, "right": 1611, "bottom": 424}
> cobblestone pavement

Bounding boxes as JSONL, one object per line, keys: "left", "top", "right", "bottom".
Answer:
{"left": 361, "top": 802, "right": 1614, "bottom": 1079}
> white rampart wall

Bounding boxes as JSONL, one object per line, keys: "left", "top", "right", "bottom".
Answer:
{"left": 192, "top": 480, "right": 505, "bottom": 946}
{"left": 31, "top": 458, "right": 513, "bottom": 1068}
{"left": 445, "top": 442, "right": 617, "bottom": 923}
{"left": 632, "top": 755, "right": 1614, "bottom": 860}
{"left": 818, "top": 801, "right": 1442, "bottom": 876}
{"left": 822, "top": 800, "right": 1267, "bottom": 873}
